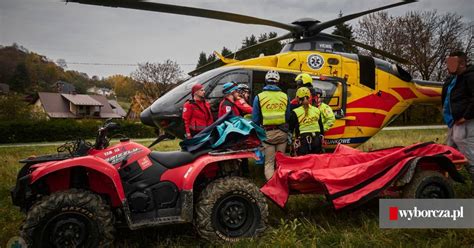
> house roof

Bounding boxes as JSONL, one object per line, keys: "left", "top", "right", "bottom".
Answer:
{"left": 37, "top": 92, "right": 76, "bottom": 118}
{"left": 37, "top": 92, "right": 122, "bottom": 119}
{"left": 61, "top": 93, "right": 103, "bottom": 106}
{"left": 108, "top": 100, "right": 127, "bottom": 117}
{"left": 89, "top": 95, "right": 122, "bottom": 119}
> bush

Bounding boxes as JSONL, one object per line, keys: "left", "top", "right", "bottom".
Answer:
{"left": 0, "top": 119, "right": 156, "bottom": 143}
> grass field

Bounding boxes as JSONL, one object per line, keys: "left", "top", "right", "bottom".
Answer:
{"left": 1, "top": 129, "right": 473, "bottom": 247}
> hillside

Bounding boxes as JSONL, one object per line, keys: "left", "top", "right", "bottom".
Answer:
{"left": 0, "top": 44, "right": 109, "bottom": 94}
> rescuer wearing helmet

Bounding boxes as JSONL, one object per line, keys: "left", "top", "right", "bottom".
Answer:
{"left": 289, "top": 87, "right": 323, "bottom": 155}
{"left": 291, "top": 73, "right": 314, "bottom": 109}
{"left": 182, "top": 83, "right": 213, "bottom": 139}
{"left": 234, "top": 83, "right": 253, "bottom": 117}
{"left": 237, "top": 84, "right": 251, "bottom": 103}
{"left": 291, "top": 73, "right": 335, "bottom": 133}
{"left": 252, "top": 70, "right": 290, "bottom": 180}
{"left": 313, "top": 87, "right": 335, "bottom": 133}
{"left": 218, "top": 81, "right": 241, "bottom": 118}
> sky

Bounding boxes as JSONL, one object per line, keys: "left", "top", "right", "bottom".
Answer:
{"left": 1, "top": 0, "right": 472, "bottom": 78}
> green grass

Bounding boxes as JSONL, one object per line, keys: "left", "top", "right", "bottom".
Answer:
{"left": 1, "top": 130, "right": 473, "bottom": 247}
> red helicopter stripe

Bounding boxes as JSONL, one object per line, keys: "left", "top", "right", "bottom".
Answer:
{"left": 346, "top": 112, "right": 386, "bottom": 128}
{"left": 346, "top": 91, "right": 399, "bottom": 112}
{"left": 417, "top": 88, "right": 441, "bottom": 97}
{"left": 325, "top": 125, "right": 345, "bottom": 135}
{"left": 391, "top": 87, "right": 418, "bottom": 100}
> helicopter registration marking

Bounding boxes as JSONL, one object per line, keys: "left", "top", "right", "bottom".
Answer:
{"left": 308, "top": 54, "right": 324, "bottom": 70}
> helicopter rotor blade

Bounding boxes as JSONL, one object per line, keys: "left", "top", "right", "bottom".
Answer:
{"left": 308, "top": 0, "right": 417, "bottom": 34}
{"left": 189, "top": 32, "right": 293, "bottom": 76}
{"left": 67, "top": 0, "right": 301, "bottom": 32}
{"left": 324, "top": 33, "right": 410, "bottom": 64}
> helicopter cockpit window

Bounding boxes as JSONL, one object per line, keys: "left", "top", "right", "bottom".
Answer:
{"left": 312, "top": 80, "right": 338, "bottom": 106}
{"left": 207, "top": 71, "right": 250, "bottom": 99}
{"left": 292, "top": 42, "right": 312, "bottom": 51}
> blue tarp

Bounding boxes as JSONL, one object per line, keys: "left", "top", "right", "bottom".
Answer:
{"left": 180, "top": 112, "right": 266, "bottom": 152}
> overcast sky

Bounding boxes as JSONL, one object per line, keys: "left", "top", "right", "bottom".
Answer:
{"left": 1, "top": 0, "right": 472, "bottom": 78}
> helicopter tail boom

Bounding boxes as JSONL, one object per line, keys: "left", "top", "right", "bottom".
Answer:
{"left": 410, "top": 79, "right": 443, "bottom": 103}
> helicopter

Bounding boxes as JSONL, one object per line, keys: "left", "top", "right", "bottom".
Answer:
{"left": 70, "top": 0, "right": 444, "bottom": 148}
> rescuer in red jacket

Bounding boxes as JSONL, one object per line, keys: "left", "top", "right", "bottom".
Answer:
{"left": 235, "top": 83, "right": 253, "bottom": 117}
{"left": 182, "top": 83, "right": 213, "bottom": 139}
{"left": 218, "top": 82, "right": 242, "bottom": 118}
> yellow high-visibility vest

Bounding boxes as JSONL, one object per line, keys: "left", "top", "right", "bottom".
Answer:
{"left": 293, "top": 105, "right": 321, "bottom": 134}
{"left": 258, "top": 91, "right": 288, "bottom": 126}
{"left": 318, "top": 103, "right": 335, "bottom": 132}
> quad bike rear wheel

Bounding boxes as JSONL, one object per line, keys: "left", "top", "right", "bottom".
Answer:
{"left": 195, "top": 176, "right": 268, "bottom": 242}
{"left": 21, "top": 189, "right": 114, "bottom": 248}
{"left": 402, "top": 170, "right": 455, "bottom": 198}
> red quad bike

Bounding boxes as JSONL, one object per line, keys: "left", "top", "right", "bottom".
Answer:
{"left": 11, "top": 121, "right": 268, "bottom": 247}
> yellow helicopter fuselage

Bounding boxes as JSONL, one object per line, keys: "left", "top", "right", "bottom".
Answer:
{"left": 222, "top": 51, "right": 442, "bottom": 148}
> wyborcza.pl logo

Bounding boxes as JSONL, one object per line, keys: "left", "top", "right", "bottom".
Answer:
{"left": 389, "top": 206, "right": 463, "bottom": 221}
{"left": 380, "top": 199, "right": 474, "bottom": 228}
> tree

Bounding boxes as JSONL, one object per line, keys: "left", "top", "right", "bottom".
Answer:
{"left": 221, "top": 47, "right": 233, "bottom": 57}
{"left": 131, "top": 59, "right": 183, "bottom": 108}
{"left": 10, "top": 63, "right": 30, "bottom": 92}
{"left": 236, "top": 32, "right": 283, "bottom": 60}
{"left": 106, "top": 74, "right": 140, "bottom": 99}
{"left": 194, "top": 32, "right": 284, "bottom": 73}
{"left": 207, "top": 53, "right": 217, "bottom": 63}
{"left": 356, "top": 11, "right": 472, "bottom": 80}
{"left": 0, "top": 94, "right": 33, "bottom": 120}
{"left": 356, "top": 11, "right": 472, "bottom": 125}
{"left": 196, "top": 52, "right": 208, "bottom": 69}
{"left": 332, "top": 11, "right": 358, "bottom": 53}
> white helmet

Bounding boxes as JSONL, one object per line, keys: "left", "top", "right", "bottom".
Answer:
{"left": 265, "top": 70, "right": 280, "bottom": 84}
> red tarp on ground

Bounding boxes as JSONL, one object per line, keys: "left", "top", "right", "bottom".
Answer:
{"left": 260, "top": 143, "right": 465, "bottom": 210}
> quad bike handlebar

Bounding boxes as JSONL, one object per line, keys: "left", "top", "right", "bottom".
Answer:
{"left": 95, "top": 119, "right": 120, "bottom": 150}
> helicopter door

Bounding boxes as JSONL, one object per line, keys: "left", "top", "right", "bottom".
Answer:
{"left": 206, "top": 70, "right": 251, "bottom": 119}
{"left": 313, "top": 78, "right": 347, "bottom": 119}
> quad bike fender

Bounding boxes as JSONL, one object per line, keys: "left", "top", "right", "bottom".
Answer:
{"left": 160, "top": 151, "right": 257, "bottom": 191}
{"left": 398, "top": 155, "right": 465, "bottom": 186}
{"left": 30, "top": 155, "right": 125, "bottom": 206}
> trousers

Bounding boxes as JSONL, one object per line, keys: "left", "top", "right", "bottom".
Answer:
{"left": 263, "top": 129, "right": 287, "bottom": 181}
{"left": 446, "top": 119, "right": 474, "bottom": 174}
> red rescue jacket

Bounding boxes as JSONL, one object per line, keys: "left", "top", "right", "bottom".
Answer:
{"left": 218, "top": 97, "right": 241, "bottom": 118}
{"left": 182, "top": 99, "right": 213, "bottom": 136}
{"left": 234, "top": 98, "right": 253, "bottom": 116}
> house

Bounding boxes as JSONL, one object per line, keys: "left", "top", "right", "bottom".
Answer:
{"left": 55, "top": 81, "right": 76, "bottom": 94}
{"left": 87, "top": 86, "right": 115, "bottom": 97}
{"left": 34, "top": 92, "right": 123, "bottom": 119}
{"left": 108, "top": 99, "right": 127, "bottom": 118}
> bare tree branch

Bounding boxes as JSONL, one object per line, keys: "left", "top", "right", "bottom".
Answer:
{"left": 356, "top": 11, "right": 470, "bottom": 81}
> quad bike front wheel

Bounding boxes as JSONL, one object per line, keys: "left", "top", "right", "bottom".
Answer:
{"left": 21, "top": 189, "right": 114, "bottom": 248}
{"left": 195, "top": 176, "right": 268, "bottom": 242}
{"left": 402, "top": 170, "right": 455, "bottom": 198}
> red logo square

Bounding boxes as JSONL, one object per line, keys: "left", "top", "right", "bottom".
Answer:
{"left": 389, "top": 206, "right": 398, "bottom": 221}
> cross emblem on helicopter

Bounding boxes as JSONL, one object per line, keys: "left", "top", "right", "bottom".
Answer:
{"left": 308, "top": 54, "right": 324, "bottom": 70}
